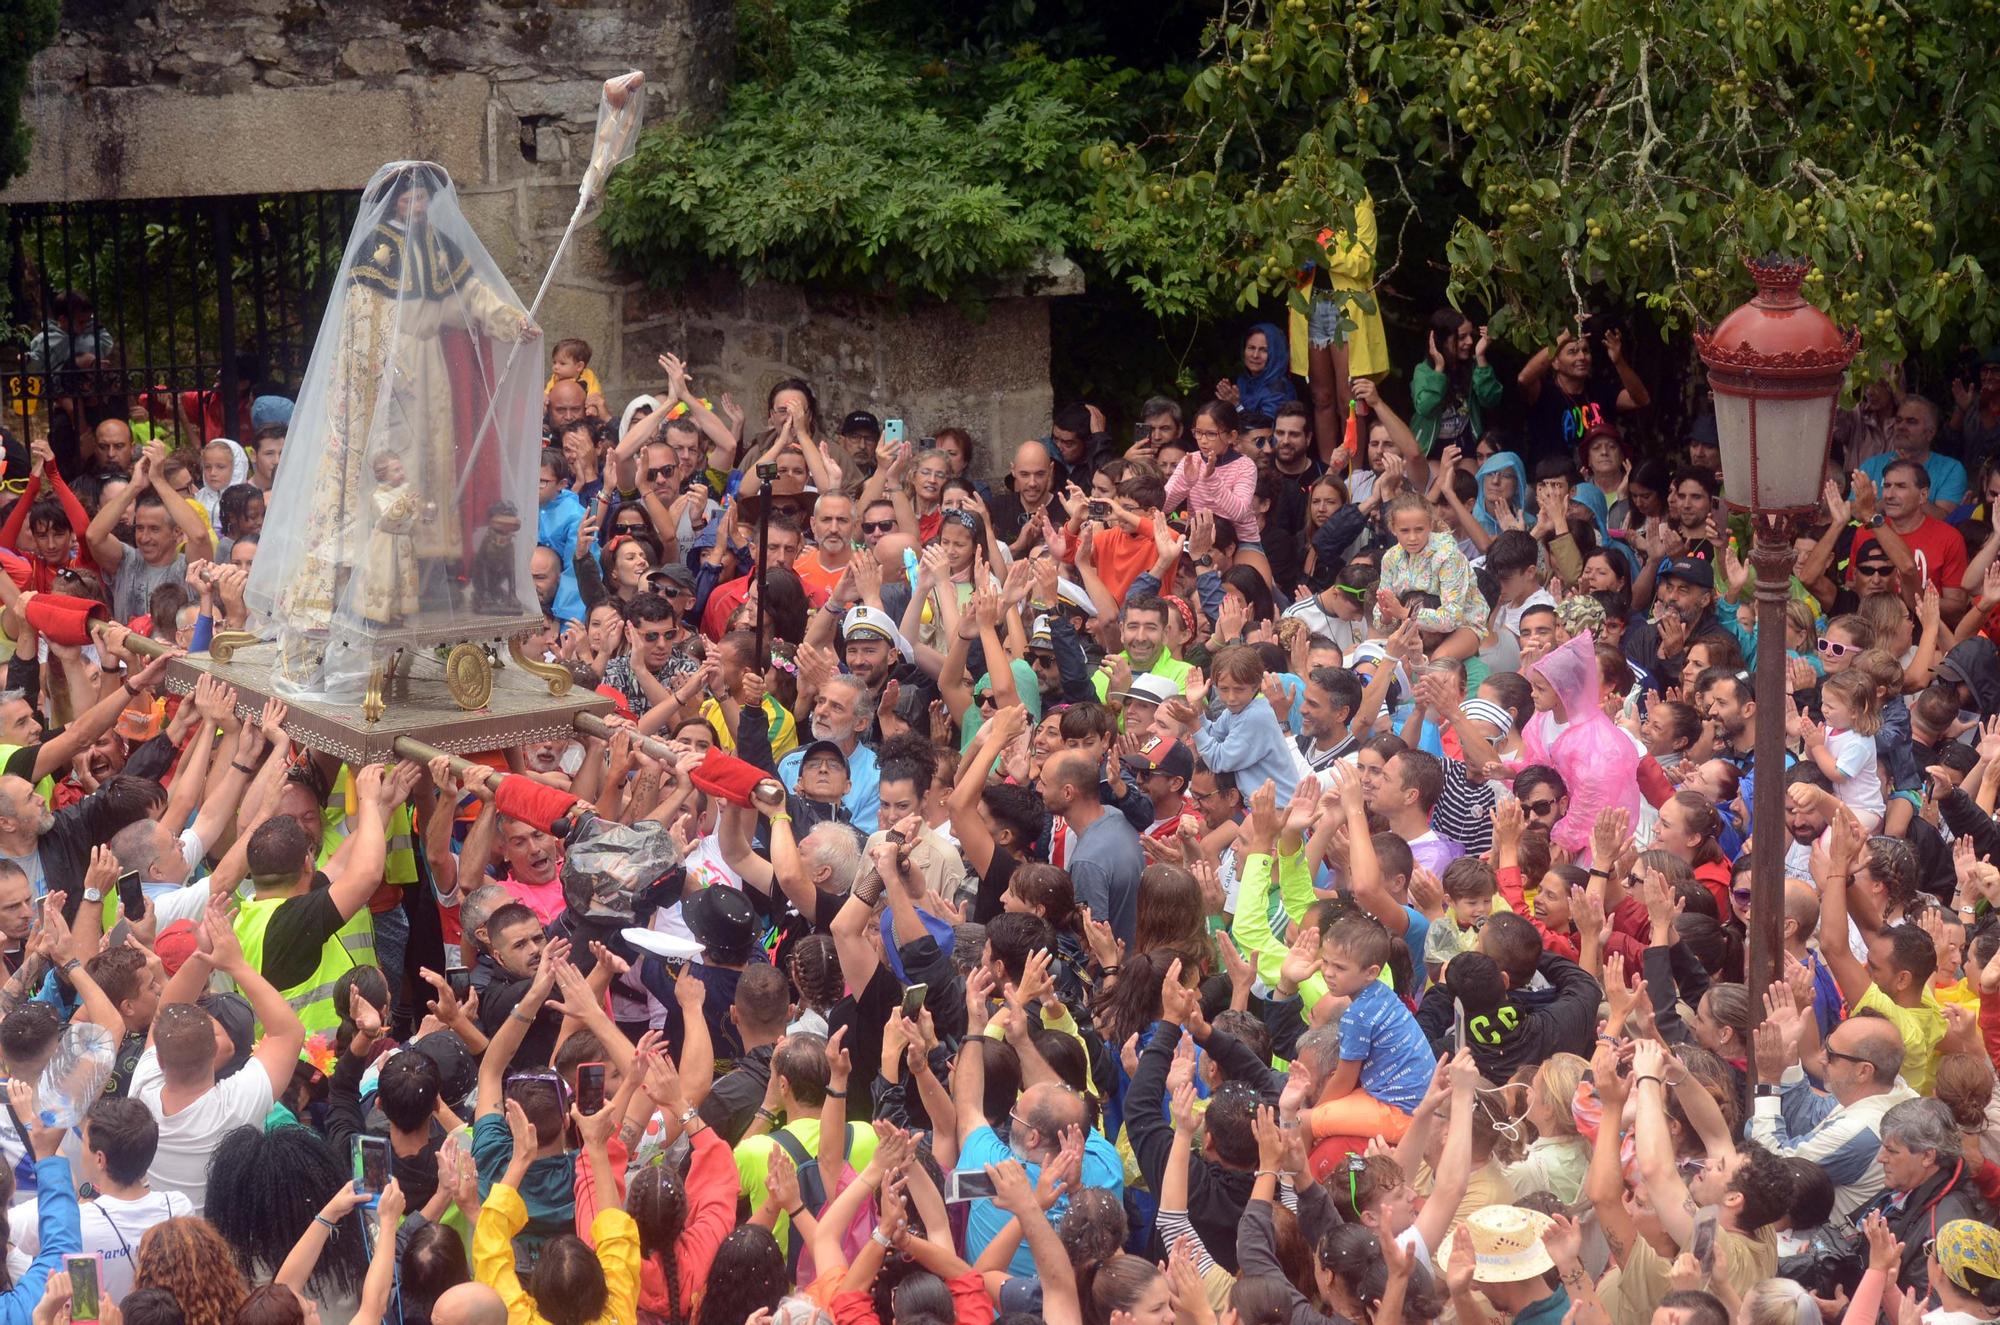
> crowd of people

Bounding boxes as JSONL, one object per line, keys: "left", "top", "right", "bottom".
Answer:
{"left": 6, "top": 294, "right": 2000, "bottom": 1325}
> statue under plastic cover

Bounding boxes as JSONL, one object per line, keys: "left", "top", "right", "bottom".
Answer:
{"left": 243, "top": 161, "right": 544, "bottom": 701}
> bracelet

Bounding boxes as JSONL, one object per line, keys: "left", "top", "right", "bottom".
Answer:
{"left": 314, "top": 1215, "right": 338, "bottom": 1231}
{"left": 825, "top": 1087, "right": 847, "bottom": 1098}
{"left": 1635, "top": 1075, "right": 1664, "bottom": 1086}
{"left": 60, "top": 959, "right": 78, "bottom": 975}
{"left": 1587, "top": 867, "right": 1610, "bottom": 878}
{"left": 1254, "top": 1169, "right": 1283, "bottom": 1178}
{"left": 509, "top": 1007, "right": 535, "bottom": 1024}
{"left": 756, "top": 1107, "right": 779, "bottom": 1122}
{"left": 769, "top": 812, "right": 792, "bottom": 823}
{"left": 231, "top": 761, "right": 258, "bottom": 775}
{"left": 1099, "top": 964, "right": 1121, "bottom": 976}
{"left": 122, "top": 679, "right": 140, "bottom": 696}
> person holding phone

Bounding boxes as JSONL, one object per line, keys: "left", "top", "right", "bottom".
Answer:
{"left": 11, "top": 1098, "right": 190, "bottom": 1307}
{"left": 0, "top": 1080, "right": 82, "bottom": 1321}
{"left": 1588, "top": 1039, "right": 1793, "bottom": 1318}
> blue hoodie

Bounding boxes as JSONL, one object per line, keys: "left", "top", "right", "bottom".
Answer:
{"left": 537, "top": 488, "right": 586, "bottom": 572}
{"left": 1471, "top": 451, "right": 1529, "bottom": 537}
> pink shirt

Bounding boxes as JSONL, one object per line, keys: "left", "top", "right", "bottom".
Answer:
{"left": 1164, "top": 452, "right": 1261, "bottom": 544}
{"left": 501, "top": 874, "right": 566, "bottom": 925}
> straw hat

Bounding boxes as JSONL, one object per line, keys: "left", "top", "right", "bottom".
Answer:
{"left": 1435, "top": 1206, "right": 1556, "bottom": 1283}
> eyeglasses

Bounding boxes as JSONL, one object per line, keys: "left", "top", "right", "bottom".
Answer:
{"left": 1853, "top": 562, "right": 1896, "bottom": 577}
{"left": 1817, "top": 637, "right": 1861, "bottom": 657}
{"left": 976, "top": 693, "right": 998, "bottom": 709}
{"left": 645, "top": 466, "right": 674, "bottom": 482}
{"left": 637, "top": 629, "right": 675, "bottom": 643}
{"left": 1824, "top": 1047, "right": 1873, "bottom": 1068}
{"left": 1924, "top": 1239, "right": 1938, "bottom": 1261}
{"left": 613, "top": 522, "right": 648, "bottom": 535}
{"left": 862, "top": 519, "right": 897, "bottom": 534}
{"left": 1521, "top": 798, "right": 1558, "bottom": 816}
{"left": 1730, "top": 887, "right": 1753, "bottom": 905}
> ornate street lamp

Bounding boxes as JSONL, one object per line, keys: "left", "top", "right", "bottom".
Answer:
{"left": 1695, "top": 256, "right": 1859, "bottom": 1082}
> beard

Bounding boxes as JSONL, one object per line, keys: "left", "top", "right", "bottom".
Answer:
{"left": 811, "top": 717, "right": 846, "bottom": 745}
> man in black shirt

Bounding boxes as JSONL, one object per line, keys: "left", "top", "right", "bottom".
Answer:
{"left": 696, "top": 963, "right": 789, "bottom": 1142}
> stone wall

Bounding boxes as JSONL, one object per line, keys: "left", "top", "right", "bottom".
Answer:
{"left": 4, "top": 0, "right": 1057, "bottom": 463}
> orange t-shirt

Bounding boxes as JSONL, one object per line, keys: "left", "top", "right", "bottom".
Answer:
{"left": 1093, "top": 517, "right": 1175, "bottom": 602}
{"left": 788, "top": 548, "right": 847, "bottom": 607}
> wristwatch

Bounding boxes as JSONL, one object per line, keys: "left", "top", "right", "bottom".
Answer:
{"left": 1755, "top": 1084, "right": 1781, "bottom": 1098}
{"left": 81, "top": 888, "right": 102, "bottom": 904}
{"left": 1866, "top": 513, "right": 1886, "bottom": 529}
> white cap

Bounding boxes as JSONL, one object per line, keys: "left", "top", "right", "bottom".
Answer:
{"left": 841, "top": 605, "right": 914, "bottom": 662}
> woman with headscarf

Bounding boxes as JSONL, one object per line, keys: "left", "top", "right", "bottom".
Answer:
{"left": 1521, "top": 630, "right": 1641, "bottom": 853}
{"left": 1217, "top": 322, "right": 1299, "bottom": 417}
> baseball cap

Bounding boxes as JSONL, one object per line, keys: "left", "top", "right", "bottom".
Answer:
{"left": 646, "top": 562, "right": 696, "bottom": 591}
{"left": 839, "top": 411, "right": 881, "bottom": 439}
{"left": 799, "top": 739, "right": 850, "bottom": 773}
{"left": 1122, "top": 735, "right": 1194, "bottom": 782}
{"left": 1581, "top": 420, "right": 1622, "bottom": 447}
{"left": 1119, "top": 674, "right": 1182, "bottom": 707}
{"left": 1658, "top": 556, "right": 1714, "bottom": 588}
{"left": 842, "top": 605, "right": 914, "bottom": 662}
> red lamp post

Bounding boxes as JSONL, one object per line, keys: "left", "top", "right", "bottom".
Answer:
{"left": 1694, "top": 257, "right": 1859, "bottom": 1080}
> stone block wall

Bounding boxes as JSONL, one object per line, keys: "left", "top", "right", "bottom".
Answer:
{"left": 4, "top": 0, "right": 1058, "bottom": 472}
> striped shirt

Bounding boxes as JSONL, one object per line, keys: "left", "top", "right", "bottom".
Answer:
{"left": 1433, "top": 757, "right": 1498, "bottom": 854}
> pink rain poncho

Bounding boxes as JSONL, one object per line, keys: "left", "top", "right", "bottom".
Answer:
{"left": 1520, "top": 630, "right": 1641, "bottom": 853}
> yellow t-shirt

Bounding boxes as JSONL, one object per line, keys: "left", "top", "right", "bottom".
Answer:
{"left": 700, "top": 695, "right": 799, "bottom": 761}
{"left": 544, "top": 366, "right": 603, "bottom": 400}
{"left": 1599, "top": 1223, "right": 1776, "bottom": 1325}
{"left": 735, "top": 1119, "right": 878, "bottom": 1252}
{"left": 1856, "top": 983, "right": 1948, "bottom": 1095}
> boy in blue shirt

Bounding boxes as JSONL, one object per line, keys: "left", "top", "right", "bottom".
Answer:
{"left": 1305, "top": 913, "right": 1436, "bottom": 1143}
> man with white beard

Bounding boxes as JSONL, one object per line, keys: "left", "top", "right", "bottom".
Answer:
{"left": 775, "top": 672, "right": 881, "bottom": 832}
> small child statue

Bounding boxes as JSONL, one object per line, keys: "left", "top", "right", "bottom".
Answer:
{"left": 470, "top": 500, "right": 524, "bottom": 615}
{"left": 354, "top": 449, "right": 420, "bottom": 627}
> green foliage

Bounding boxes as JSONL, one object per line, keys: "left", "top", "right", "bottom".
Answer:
{"left": 1090, "top": 0, "right": 2000, "bottom": 365}
{"left": 600, "top": 0, "right": 1153, "bottom": 303}
{"left": 0, "top": 0, "right": 57, "bottom": 192}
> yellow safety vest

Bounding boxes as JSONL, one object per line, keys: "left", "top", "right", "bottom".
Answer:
{"left": 234, "top": 893, "right": 378, "bottom": 1034}
{"left": 326, "top": 770, "right": 418, "bottom": 886}
{"left": 0, "top": 745, "right": 57, "bottom": 809}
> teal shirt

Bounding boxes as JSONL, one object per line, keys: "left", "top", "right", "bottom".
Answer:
{"left": 472, "top": 1111, "right": 576, "bottom": 1270}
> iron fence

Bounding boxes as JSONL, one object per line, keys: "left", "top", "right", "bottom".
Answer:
{"left": 3, "top": 190, "right": 359, "bottom": 463}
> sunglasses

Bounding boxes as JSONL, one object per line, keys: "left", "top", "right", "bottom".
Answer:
{"left": 862, "top": 519, "right": 897, "bottom": 534}
{"left": 645, "top": 466, "right": 675, "bottom": 482}
{"left": 1816, "top": 637, "right": 1860, "bottom": 657}
{"left": 613, "top": 522, "right": 648, "bottom": 535}
{"left": 1521, "top": 798, "right": 1558, "bottom": 816}
{"left": 636, "top": 629, "right": 676, "bottom": 643}
{"left": 1730, "top": 887, "right": 1753, "bottom": 906}
{"left": 1824, "top": 1047, "right": 1873, "bottom": 1068}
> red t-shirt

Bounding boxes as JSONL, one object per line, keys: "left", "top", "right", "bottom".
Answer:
{"left": 1851, "top": 515, "right": 1968, "bottom": 594}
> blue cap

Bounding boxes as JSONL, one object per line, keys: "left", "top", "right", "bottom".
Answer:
{"left": 251, "top": 395, "right": 294, "bottom": 430}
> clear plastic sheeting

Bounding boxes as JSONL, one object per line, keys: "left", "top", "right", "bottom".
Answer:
{"left": 244, "top": 161, "right": 544, "bottom": 701}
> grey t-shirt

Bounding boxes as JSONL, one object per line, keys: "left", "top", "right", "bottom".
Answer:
{"left": 1068, "top": 809, "right": 1146, "bottom": 946}
{"left": 112, "top": 544, "right": 187, "bottom": 624}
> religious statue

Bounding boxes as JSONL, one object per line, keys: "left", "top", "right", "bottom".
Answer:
{"left": 244, "top": 161, "right": 547, "bottom": 701}
{"left": 470, "top": 500, "right": 523, "bottom": 616}
{"left": 353, "top": 450, "right": 419, "bottom": 628}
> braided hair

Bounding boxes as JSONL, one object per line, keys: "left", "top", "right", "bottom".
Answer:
{"left": 628, "top": 1162, "right": 687, "bottom": 1325}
